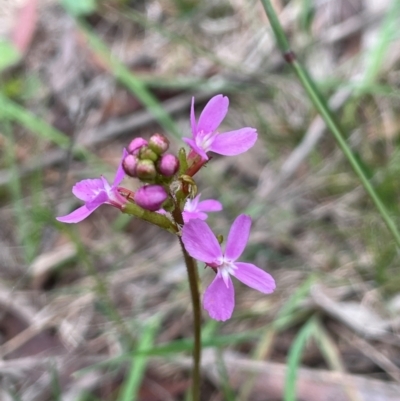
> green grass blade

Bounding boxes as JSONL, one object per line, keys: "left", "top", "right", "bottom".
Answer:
{"left": 360, "top": 0, "right": 400, "bottom": 89}
{"left": 259, "top": 0, "right": 400, "bottom": 249}
{"left": 311, "top": 320, "right": 362, "bottom": 401}
{"left": 284, "top": 317, "right": 317, "bottom": 401}
{"left": 238, "top": 276, "right": 316, "bottom": 401}
{"left": 273, "top": 275, "right": 316, "bottom": 330}
{"left": 6, "top": 389, "right": 23, "bottom": 401}
{"left": 0, "top": 93, "right": 70, "bottom": 148}
{"left": 215, "top": 349, "right": 236, "bottom": 401}
{"left": 0, "top": 40, "right": 21, "bottom": 72}
{"left": 49, "top": 363, "right": 62, "bottom": 401}
{"left": 117, "top": 316, "right": 161, "bottom": 401}
{"left": 76, "top": 329, "right": 263, "bottom": 376}
{"left": 0, "top": 92, "right": 95, "bottom": 163}
{"left": 311, "top": 319, "right": 344, "bottom": 371}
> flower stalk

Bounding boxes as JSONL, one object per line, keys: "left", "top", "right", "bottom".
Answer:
{"left": 173, "top": 206, "right": 202, "bottom": 401}
{"left": 260, "top": 0, "right": 400, "bottom": 248}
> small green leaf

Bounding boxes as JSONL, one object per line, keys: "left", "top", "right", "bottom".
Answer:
{"left": 0, "top": 40, "right": 21, "bottom": 72}
{"left": 61, "top": 0, "right": 97, "bottom": 16}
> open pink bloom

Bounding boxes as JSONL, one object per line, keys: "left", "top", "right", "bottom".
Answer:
{"left": 183, "top": 194, "right": 222, "bottom": 223}
{"left": 56, "top": 149, "right": 128, "bottom": 223}
{"left": 182, "top": 215, "right": 275, "bottom": 321}
{"left": 183, "top": 94, "right": 258, "bottom": 161}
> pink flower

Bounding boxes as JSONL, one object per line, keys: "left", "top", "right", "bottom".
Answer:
{"left": 183, "top": 194, "right": 222, "bottom": 223}
{"left": 182, "top": 215, "right": 275, "bottom": 321}
{"left": 56, "top": 150, "right": 128, "bottom": 223}
{"left": 183, "top": 94, "right": 258, "bottom": 161}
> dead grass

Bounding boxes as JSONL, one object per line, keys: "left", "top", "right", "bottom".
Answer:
{"left": 1, "top": 0, "right": 400, "bottom": 400}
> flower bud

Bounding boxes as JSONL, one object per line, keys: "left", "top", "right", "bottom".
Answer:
{"left": 128, "top": 137, "right": 148, "bottom": 155}
{"left": 148, "top": 133, "right": 169, "bottom": 155}
{"left": 122, "top": 154, "right": 139, "bottom": 177}
{"left": 157, "top": 154, "right": 179, "bottom": 177}
{"left": 136, "top": 159, "right": 157, "bottom": 180}
{"left": 134, "top": 185, "right": 168, "bottom": 211}
{"left": 139, "top": 147, "right": 158, "bottom": 162}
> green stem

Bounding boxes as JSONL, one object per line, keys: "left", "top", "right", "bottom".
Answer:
{"left": 173, "top": 208, "right": 202, "bottom": 401}
{"left": 122, "top": 202, "right": 177, "bottom": 234}
{"left": 260, "top": 0, "right": 400, "bottom": 248}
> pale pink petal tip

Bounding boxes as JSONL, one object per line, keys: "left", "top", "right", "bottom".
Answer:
{"left": 203, "top": 275, "right": 235, "bottom": 321}
{"left": 113, "top": 148, "right": 128, "bottom": 186}
{"left": 225, "top": 214, "right": 251, "bottom": 261}
{"left": 196, "top": 199, "right": 222, "bottom": 213}
{"left": 197, "top": 94, "right": 229, "bottom": 135}
{"left": 56, "top": 205, "right": 96, "bottom": 223}
{"left": 209, "top": 128, "right": 257, "bottom": 156}
{"left": 234, "top": 262, "right": 276, "bottom": 294}
{"left": 190, "top": 97, "right": 197, "bottom": 136}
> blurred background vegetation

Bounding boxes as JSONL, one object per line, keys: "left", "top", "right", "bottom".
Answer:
{"left": 1, "top": 0, "right": 400, "bottom": 400}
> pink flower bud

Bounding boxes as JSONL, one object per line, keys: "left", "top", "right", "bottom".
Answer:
{"left": 123, "top": 154, "right": 139, "bottom": 177}
{"left": 136, "top": 159, "right": 157, "bottom": 180}
{"left": 157, "top": 154, "right": 179, "bottom": 177}
{"left": 134, "top": 185, "right": 168, "bottom": 211}
{"left": 148, "top": 133, "right": 169, "bottom": 155}
{"left": 128, "top": 137, "right": 148, "bottom": 154}
{"left": 139, "top": 147, "right": 158, "bottom": 162}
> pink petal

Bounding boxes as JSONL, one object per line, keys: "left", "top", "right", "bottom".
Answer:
{"left": 56, "top": 205, "right": 98, "bottom": 223}
{"left": 11, "top": 0, "right": 37, "bottom": 54}
{"left": 225, "top": 214, "right": 251, "bottom": 261}
{"left": 197, "top": 199, "right": 223, "bottom": 213}
{"left": 181, "top": 219, "right": 222, "bottom": 264}
{"left": 182, "top": 137, "right": 209, "bottom": 161}
{"left": 185, "top": 194, "right": 201, "bottom": 212}
{"left": 113, "top": 148, "right": 128, "bottom": 187}
{"left": 86, "top": 191, "right": 108, "bottom": 210}
{"left": 190, "top": 97, "right": 197, "bottom": 137}
{"left": 72, "top": 178, "right": 104, "bottom": 202}
{"left": 203, "top": 274, "right": 235, "bottom": 321}
{"left": 182, "top": 211, "right": 208, "bottom": 223}
{"left": 197, "top": 95, "right": 229, "bottom": 135}
{"left": 209, "top": 128, "right": 257, "bottom": 156}
{"left": 234, "top": 262, "right": 276, "bottom": 294}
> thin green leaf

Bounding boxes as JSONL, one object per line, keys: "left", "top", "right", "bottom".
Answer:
{"left": 360, "top": 0, "right": 400, "bottom": 89}
{"left": 312, "top": 319, "right": 344, "bottom": 371}
{"left": 284, "top": 317, "right": 317, "bottom": 401}
{"left": 260, "top": 0, "right": 400, "bottom": 249}
{"left": 0, "top": 93, "right": 70, "bottom": 148}
{"left": 215, "top": 349, "right": 236, "bottom": 401}
{"left": 118, "top": 316, "right": 161, "bottom": 401}
{"left": 75, "top": 329, "right": 262, "bottom": 376}
{"left": 273, "top": 275, "right": 316, "bottom": 330}
{"left": 61, "top": 0, "right": 97, "bottom": 16}
{"left": 0, "top": 40, "right": 21, "bottom": 72}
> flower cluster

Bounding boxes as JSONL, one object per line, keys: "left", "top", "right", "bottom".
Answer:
{"left": 57, "top": 94, "right": 275, "bottom": 321}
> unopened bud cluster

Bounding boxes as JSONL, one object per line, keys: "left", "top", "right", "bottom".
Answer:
{"left": 122, "top": 133, "right": 180, "bottom": 211}
{"left": 123, "top": 134, "right": 179, "bottom": 182}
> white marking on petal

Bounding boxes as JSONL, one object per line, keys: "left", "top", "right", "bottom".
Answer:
{"left": 196, "top": 130, "right": 219, "bottom": 153}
